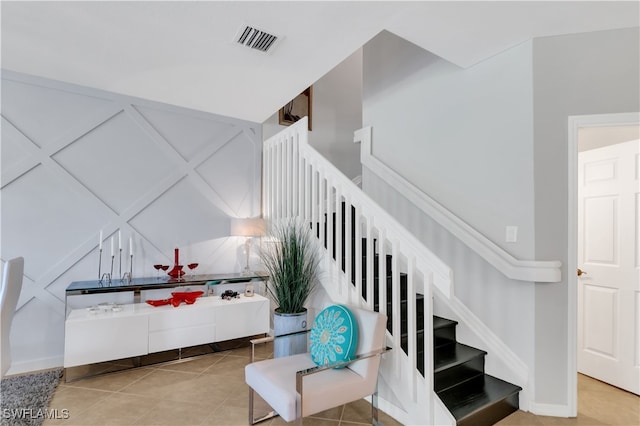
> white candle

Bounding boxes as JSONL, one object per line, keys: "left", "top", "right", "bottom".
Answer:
{"left": 99, "top": 230, "right": 103, "bottom": 250}
{"left": 111, "top": 237, "right": 114, "bottom": 257}
{"left": 129, "top": 237, "right": 133, "bottom": 256}
{"left": 118, "top": 231, "right": 122, "bottom": 250}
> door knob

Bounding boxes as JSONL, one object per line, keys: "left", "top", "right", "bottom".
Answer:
{"left": 577, "top": 268, "right": 587, "bottom": 277}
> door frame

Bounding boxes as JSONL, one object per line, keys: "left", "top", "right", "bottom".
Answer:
{"left": 567, "top": 111, "right": 640, "bottom": 416}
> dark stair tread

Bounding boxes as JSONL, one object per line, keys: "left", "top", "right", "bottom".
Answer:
{"left": 435, "top": 362, "right": 484, "bottom": 394}
{"left": 433, "top": 315, "right": 458, "bottom": 330}
{"left": 433, "top": 315, "right": 457, "bottom": 348}
{"left": 434, "top": 342, "right": 486, "bottom": 373}
{"left": 437, "top": 374, "right": 522, "bottom": 423}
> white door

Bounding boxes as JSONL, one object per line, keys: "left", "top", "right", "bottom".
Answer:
{"left": 577, "top": 139, "right": 639, "bottom": 395}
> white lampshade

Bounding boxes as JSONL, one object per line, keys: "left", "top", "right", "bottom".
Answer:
{"left": 230, "top": 218, "right": 265, "bottom": 237}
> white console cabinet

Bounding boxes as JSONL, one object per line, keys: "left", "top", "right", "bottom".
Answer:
{"left": 64, "top": 294, "right": 269, "bottom": 368}
{"left": 64, "top": 304, "right": 149, "bottom": 367}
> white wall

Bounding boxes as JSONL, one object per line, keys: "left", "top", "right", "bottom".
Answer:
{"left": 361, "top": 30, "right": 535, "bottom": 390}
{"left": 361, "top": 27, "right": 640, "bottom": 412}
{"left": 532, "top": 27, "right": 640, "bottom": 406}
{"left": 364, "top": 167, "right": 535, "bottom": 382}
{"left": 1, "top": 70, "right": 262, "bottom": 373}
{"left": 363, "top": 31, "right": 535, "bottom": 259}
{"left": 263, "top": 50, "right": 363, "bottom": 179}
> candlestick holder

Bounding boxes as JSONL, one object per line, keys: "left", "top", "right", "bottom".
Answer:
{"left": 100, "top": 273, "right": 112, "bottom": 285}
{"left": 97, "top": 248, "right": 103, "bottom": 280}
{"left": 119, "top": 248, "right": 122, "bottom": 281}
{"left": 110, "top": 255, "right": 115, "bottom": 281}
{"left": 121, "top": 254, "right": 133, "bottom": 283}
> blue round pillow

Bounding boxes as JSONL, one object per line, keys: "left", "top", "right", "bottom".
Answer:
{"left": 310, "top": 305, "right": 358, "bottom": 367}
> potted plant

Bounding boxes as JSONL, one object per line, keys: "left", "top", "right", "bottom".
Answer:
{"left": 259, "top": 219, "right": 321, "bottom": 357}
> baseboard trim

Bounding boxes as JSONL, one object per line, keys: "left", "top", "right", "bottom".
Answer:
{"left": 529, "top": 402, "right": 573, "bottom": 418}
{"left": 7, "top": 356, "right": 64, "bottom": 376}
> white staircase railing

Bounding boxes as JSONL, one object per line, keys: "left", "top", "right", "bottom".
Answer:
{"left": 263, "top": 117, "right": 453, "bottom": 423}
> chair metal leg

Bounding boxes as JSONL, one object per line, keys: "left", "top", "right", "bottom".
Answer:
{"left": 248, "top": 386, "right": 278, "bottom": 425}
{"left": 249, "top": 386, "right": 255, "bottom": 425}
{"left": 295, "top": 371, "right": 303, "bottom": 426}
{"left": 248, "top": 338, "right": 280, "bottom": 424}
{"left": 372, "top": 378, "right": 381, "bottom": 426}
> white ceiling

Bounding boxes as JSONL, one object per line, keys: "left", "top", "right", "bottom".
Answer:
{"left": 2, "top": 1, "right": 638, "bottom": 123}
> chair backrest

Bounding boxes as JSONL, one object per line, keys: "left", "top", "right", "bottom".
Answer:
{"left": 346, "top": 306, "right": 387, "bottom": 380}
{"left": 1, "top": 257, "right": 24, "bottom": 377}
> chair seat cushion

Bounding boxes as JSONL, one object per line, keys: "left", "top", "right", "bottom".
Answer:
{"left": 309, "top": 305, "right": 358, "bottom": 367}
{"left": 245, "top": 353, "right": 370, "bottom": 422}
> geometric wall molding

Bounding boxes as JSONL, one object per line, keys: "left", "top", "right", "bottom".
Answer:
{"left": 0, "top": 69, "right": 262, "bottom": 373}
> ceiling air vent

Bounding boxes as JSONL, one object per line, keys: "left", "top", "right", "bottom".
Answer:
{"left": 235, "top": 25, "right": 279, "bottom": 53}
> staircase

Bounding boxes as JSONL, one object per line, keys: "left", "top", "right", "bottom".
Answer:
{"left": 263, "top": 117, "right": 524, "bottom": 425}
{"left": 434, "top": 316, "right": 522, "bottom": 425}
{"left": 327, "top": 202, "right": 521, "bottom": 424}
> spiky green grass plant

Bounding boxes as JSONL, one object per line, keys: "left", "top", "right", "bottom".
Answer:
{"left": 260, "top": 219, "right": 320, "bottom": 314}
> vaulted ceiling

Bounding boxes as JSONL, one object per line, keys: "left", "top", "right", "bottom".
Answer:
{"left": 2, "top": 1, "right": 638, "bottom": 123}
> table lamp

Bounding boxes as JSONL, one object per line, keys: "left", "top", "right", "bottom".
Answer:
{"left": 230, "top": 218, "right": 265, "bottom": 275}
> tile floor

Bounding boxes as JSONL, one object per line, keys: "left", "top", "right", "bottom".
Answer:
{"left": 44, "top": 341, "right": 402, "bottom": 426}
{"left": 497, "top": 374, "right": 639, "bottom": 426}
{"left": 44, "top": 343, "right": 638, "bottom": 426}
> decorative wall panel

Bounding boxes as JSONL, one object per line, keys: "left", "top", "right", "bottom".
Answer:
{"left": 1, "top": 70, "right": 262, "bottom": 373}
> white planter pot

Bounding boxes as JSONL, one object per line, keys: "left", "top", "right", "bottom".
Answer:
{"left": 273, "top": 309, "right": 308, "bottom": 358}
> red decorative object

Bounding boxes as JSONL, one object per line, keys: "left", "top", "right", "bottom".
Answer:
{"left": 172, "top": 290, "right": 204, "bottom": 305}
{"left": 167, "top": 248, "right": 185, "bottom": 278}
{"left": 146, "top": 299, "right": 172, "bottom": 307}
{"left": 187, "top": 263, "right": 199, "bottom": 277}
{"left": 146, "top": 290, "right": 203, "bottom": 308}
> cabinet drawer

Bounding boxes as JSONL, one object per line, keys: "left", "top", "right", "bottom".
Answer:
{"left": 148, "top": 304, "right": 215, "bottom": 332}
{"left": 64, "top": 314, "right": 148, "bottom": 367}
{"left": 148, "top": 324, "right": 216, "bottom": 353}
{"left": 215, "top": 297, "right": 269, "bottom": 342}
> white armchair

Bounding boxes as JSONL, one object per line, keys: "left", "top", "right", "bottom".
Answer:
{"left": 245, "top": 306, "right": 389, "bottom": 425}
{"left": 1, "top": 257, "right": 24, "bottom": 378}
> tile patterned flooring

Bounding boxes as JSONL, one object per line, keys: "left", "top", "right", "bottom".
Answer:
{"left": 43, "top": 343, "right": 638, "bottom": 426}
{"left": 498, "top": 374, "right": 639, "bottom": 426}
{"left": 44, "top": 342, "right": 402, "bottom": 426}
